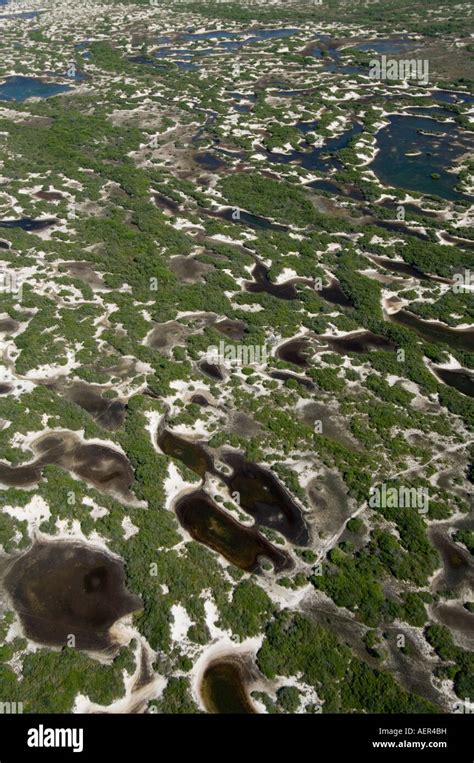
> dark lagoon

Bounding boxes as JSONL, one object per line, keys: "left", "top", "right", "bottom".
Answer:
{"left": 215, "top": 318, "right": 248, "bottom": 341}
{"left": 194, "top": 151, "right": 226, "bottom": 171}
{"left": 314, "top": 330, "right": 396, "bottom": 355}
{"left": 432, "top": 604, "right": 474, "bottom": 648}
{"left": 156, "top": 414, "right": 309, "bottom": 554}
{"left": 370, "top": 254, "right": 433, "bottom": 281}
{"left": 0, "top": 317, "right": 19, "bottom": 334}
{"left": 389, "top": 310, "right": 474, "bottom": 352}
{"left": 0, "top": 431, "right": 135, "bottom": 501}
{"left": 319, "top": 279, "right": 353, "bottom": 308}
{"left": 64, "top": 383, "right": 126, "bottom": 430}
{"left": 277, "top": 337, "right": 313, "bottom": 367}
{"left": 190, "top": 393, "right": 210, "bottom": 406}
{"left": 270, "top": 371, "right": 315, "bottom": 389}
{"left": 270, "top": 370, "right": 315, "bottom": 390}
{"left": 158, "top": 429, "right": 214, "bottom": 479}
{"left": 175, "top": 489, "right": 291, "bottom": 572}
{"left": 199, "top": 360, "right": 225, "bottom": 381}
{"left": 429, "top": 528, "right": 474, "bottom": 593}
{"left": 245, "top": 262, "right": 307, "bottom": 300}
{"left": 4, "top": 541, "right": 141, "bottom": 651}
{"left": 433, "top": 367, "right": 474, "bottom": 398}
{"left": 221, "top": 452, "right": 309, "bottom": 545}
{"left": 200, "top": 658, "right": 257, "bottom": 714}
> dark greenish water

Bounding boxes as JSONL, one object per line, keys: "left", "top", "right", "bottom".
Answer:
{"left": 370, "top": 255, "right": 432, "bottom": 281}
{"left": 315, "top": 331, "right": 396, "bottom": 355}
{"left": 175, "top": 489, "right": 292, "bottom": 572}
{"left": 245, "top": 262, "right": 300, "bottom": 299}
{"left": 270, "top": 370, "right": 315, "bottom": 390}
{"left": 389, "top": 309, "right": 474, "bottom": 352}
{"left": 319, "top": 279, "right": 353, "bottom": 308}
{"left": 199, "top": 359, "right": 224, "bottom": 381}
{"left": 4, "top": 541, "right": 141, "bottom": 651}
{"left": 0, "top": 431, "right": 135, "bottom": 499}
{"left": 158, "top": 429, "right": 214, "bottom": 478}
{"left": 428, "top": 529, "right": 474, "bottom": 593}
{"left": 157, "top": 427, "right": 308, "bottom": 556}
{"left": 277, "top": 337, "right": 313, "bottom": 367}
{"left": 222, "top": 452, "right": 310, "bottom": 545}
{"left": 434, "top": 367, "right": 474, "bottom": 398}
{"left": 64, "top": 383, "right": 126, "bottom": 430}
{"left": 200, "top": 660, "right": 256, "bottom": 714}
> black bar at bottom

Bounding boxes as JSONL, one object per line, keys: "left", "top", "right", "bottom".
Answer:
{"left": 0, "top": 713, "right": 471, "bottom": 761}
